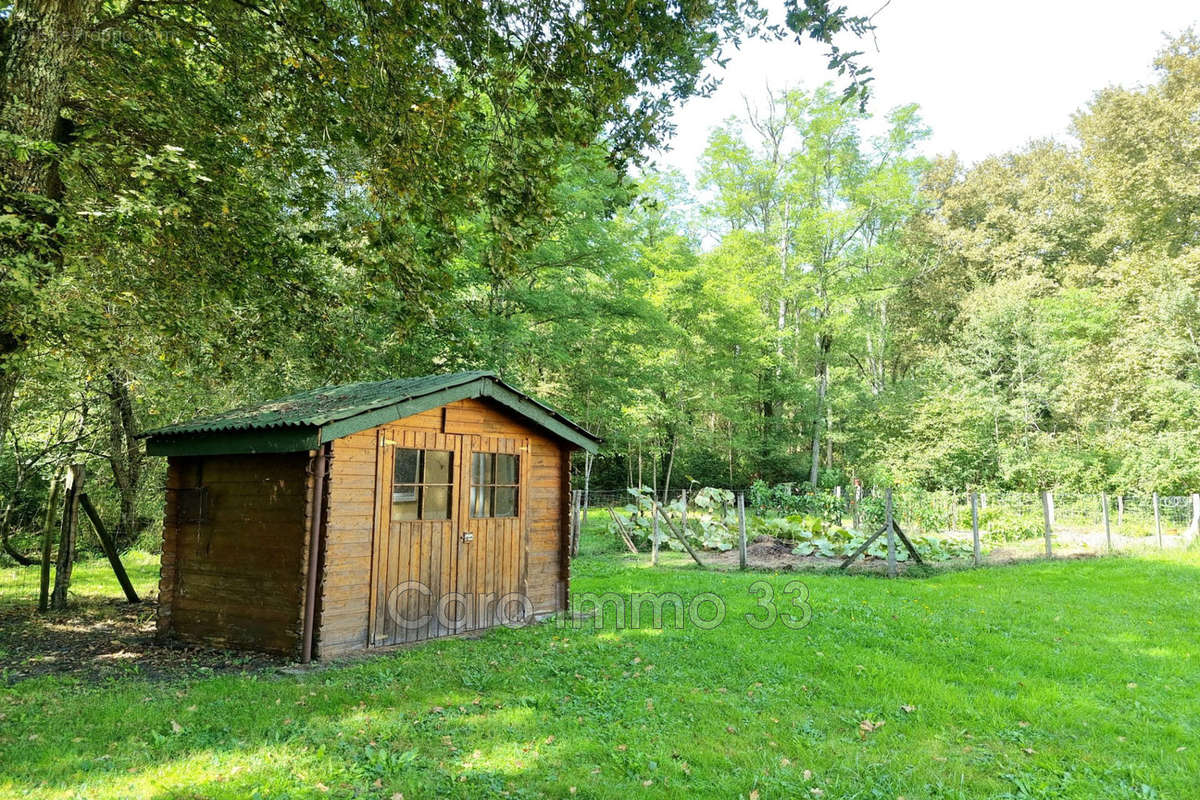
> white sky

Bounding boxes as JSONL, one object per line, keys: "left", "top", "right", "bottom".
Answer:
{"left": 650, "top": 0, "right": 1200, "bottom": 178}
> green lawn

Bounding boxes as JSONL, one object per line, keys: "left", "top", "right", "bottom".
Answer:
{"left": 2, "top": 546, "right": 1198, "bottom": 799}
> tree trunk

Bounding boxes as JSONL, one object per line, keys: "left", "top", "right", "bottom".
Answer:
{"left": 0, "top": 370, "right": 17, "bottom": 458}
{"left": 0, "top": 0, "right": 99, "bottom": 365}
{"left": 50, "top": 463, "right": 84, "bottom": 610}
{"left": 104, "top": 369, "right": 143, "bottom": 547}
{"left": 581, "top": 451, "right": 592, "bottom": 525}
{"left": 661, "top": 431, "right": 676, "bottom": 504}
{"left": 808, "top": 334, "right": 831, "bottom": 487}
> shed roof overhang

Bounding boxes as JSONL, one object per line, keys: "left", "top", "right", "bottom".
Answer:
{"left": 142, "top": 372, "right": 600, "bottom": 456}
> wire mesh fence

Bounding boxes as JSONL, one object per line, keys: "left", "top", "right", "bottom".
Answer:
{"left": 573, "top": 485, "right": 1200, "bottom": 571}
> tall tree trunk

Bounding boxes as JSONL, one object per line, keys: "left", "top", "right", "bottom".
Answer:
{"left": 105, "top": 369, "right": 142, "bottom": 547}
{"left": 661, "top": 430, "right": 676, "bottom": 504}
{"left": 1, "top": 0, "right": 98, "bottom": 367}
{"left": 808, "top": 334, "right": 831, "bottom": 487}
{"left": 0, "top": 370, "right": 16, "bottom": 459}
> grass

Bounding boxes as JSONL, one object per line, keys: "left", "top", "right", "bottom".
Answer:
{"left": 1, "top": 542, "right": 1199, "bottom": 799}
{"left": 0, "top": 550, "right": 160, "bottom": 608}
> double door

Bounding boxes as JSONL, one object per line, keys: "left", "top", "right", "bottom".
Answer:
{"left": 369, "top": 429, "right": 526, "bottom": 646}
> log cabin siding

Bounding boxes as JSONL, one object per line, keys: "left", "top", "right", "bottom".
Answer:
{"left": 315, "top": 398, "right": 570, "bottom": 656}
{"left": 157, "top": 452, "right": 309, "bottom": 654}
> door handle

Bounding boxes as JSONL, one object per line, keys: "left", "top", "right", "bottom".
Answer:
{"left": 461, "top": 532, "right": 475, "bottom": 543}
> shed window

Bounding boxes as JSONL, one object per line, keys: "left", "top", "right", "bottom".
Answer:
{"left": 392, "top": 449, "right": 453, "bottom": 521}
{"left": 470, "top": 453, "right": 519, "bottom": 518}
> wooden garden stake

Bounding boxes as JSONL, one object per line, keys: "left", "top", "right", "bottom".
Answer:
{"left": 885, "top": 488, "right": 897, "bottom": 578}
{"left": 654, "top": 502, "right": 705, "bottom": 567}
{"left": 79, "top": 493, "right": 140, "bottom": 603}
{"left": 37, "top": 470, "right": 63, "bottom": 612}
{"left": 1041, "top": 490, "right": 1054, "bottom": 558}
{"left": 1153, "top": 492, "right": 1162, "bottom": 548}
{"left": 970, "top": 491, "right": 981, "bottom": 566}
{"left": 50, "top": 464, "right": 85, "bottom": 610}
{"left": 1101, "top": 492, "right": 1112, "bottom": 552}
{"left": 737, "top": 492, "right": 747, "bottom": 570}
{"left": 606, "top": 507, "right": 639, "bottom": 554}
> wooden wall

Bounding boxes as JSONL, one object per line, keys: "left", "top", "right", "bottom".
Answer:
{"left": 157, "top": 452, "right": 310, "bottom": 655}
{"left": 316, "top": 398, "right": 571, "bottom": 657}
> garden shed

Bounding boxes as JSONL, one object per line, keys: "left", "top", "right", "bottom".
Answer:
{"left": 141, "top": 371, "right": 599, "bottom": 661}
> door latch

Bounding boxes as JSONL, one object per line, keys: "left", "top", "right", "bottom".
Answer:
{"left": 461, "top": 532, "right": 475, "bottom": 543}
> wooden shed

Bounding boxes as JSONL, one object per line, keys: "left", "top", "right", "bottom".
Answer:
{"left": 142, "top": 371, "right": 599, "bottom": 661}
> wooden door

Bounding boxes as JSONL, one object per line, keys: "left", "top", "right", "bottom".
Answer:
{"left": 369, "top": 429, "right": 530, "bottom": 646}
{"left": 370, "top": 429, "right": 463, "bottom": 646}
{"left": 457, "top": 435, "right": 528, "bottom": 632}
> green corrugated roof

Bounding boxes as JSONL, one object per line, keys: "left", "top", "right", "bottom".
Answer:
{"left": 141, "top": 371, "right": 599, "bottom": 455}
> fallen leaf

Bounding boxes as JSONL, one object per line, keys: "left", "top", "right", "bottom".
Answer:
{"left": 750, "top": 790, "right": 760, "bottom": 800}
{"left": 900, "top": 705, "right": 915, "bottom": 714}
{"left": 170, "top": 720, "right": 183, "bottom": 734}
{"left": 1021, "top": 747, "right": 1035, "bottom": 755}
{"left": 780, "top": 757, "right": 792, "bottom": 767}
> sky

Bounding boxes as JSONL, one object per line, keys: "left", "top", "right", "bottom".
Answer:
{"left": 651, "top": 0, "right": 1200, "bottom": 180}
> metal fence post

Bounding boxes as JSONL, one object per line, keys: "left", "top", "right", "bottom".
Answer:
{"left": 1041, "top": 490, "right": 1054, "bottom": 558}
{"left": 885, "top": 488, "right": 897, "bottom": 578}
{"left": 970, "top": 491, "right": 981, "bottom": 566}
{"left": 1101, "top": 491, "right": 1112, "bottom": 552}
{"left": 1153, "top": 492, "right": 1162, "bottom": 548}
{"left": 737, "top": 492, "right": 748, "bottom": 570}
{"left": 651, "top": 498, "right": 660, "bottom": 566}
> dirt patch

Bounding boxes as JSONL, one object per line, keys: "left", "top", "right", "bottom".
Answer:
{"left": 0, "top": 595, "right": 285, "bottom": 684}
{"left": 706, "top": 535, "right": 874, "bottom": 572}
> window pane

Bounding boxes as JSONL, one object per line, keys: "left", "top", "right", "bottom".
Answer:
{"left": 495, "top": 454, "right": 519, "bottom": 485}
{"left": 392, "top": 492, "right": 419, "bottom": 522}
{"left": 471, "top": 453, "right": 492, "bottom": 485}
{"left": 424, "top": 450, "right": 452, "bottom": 484}
{"left": 422, "top": 485, "right": 451, "bottom": 520}
{"left": 470, "top": 485, "right": 491, "bottom": 518}
{"left": 394, "top": 449, "right": 420, "bottom": 484}
{"left": 494, "top": 487, "right": 517, "bottom": 517}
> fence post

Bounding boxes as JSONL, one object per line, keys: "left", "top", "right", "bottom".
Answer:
{"left": 737, "top": 492, "right": 747, "bottom": 570}
{"left": 1153, "top": 492, "right": 1162, "bottom": 548}
{"left": 1041, "top": 490, "right": 1054, "bottom": 559}
{"left": 681, "top": 489, "right": 688, "bottom": 539}
{"left": 885, "top": 488, "right": 897, "bottom": 578}
{"left": 852, "top": 484, "right": 862, "bottom": 529}
{"left": 833, "top": 486, "right": 843, "bottom": 526}
{"left": 970, "top": 491, "right": 981, "bottom": 567}
{"left": 37, "top": 471, "right": 64, "bottom": 613}
{"left": 570, "top": 490, "right": 582, "bottom": 557}
{"left": 1101, "top": 492, "right": 1112, "bottom": 552}
{"left": 50, "top": 464, "right": 85, "bottom": 610}
{"left": 1189, "top": 493, "right": 1200, "bottom": 545}
{"left": 651, "top": 498, "right": 660, "bottom": 566}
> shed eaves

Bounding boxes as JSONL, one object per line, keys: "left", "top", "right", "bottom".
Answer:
{"left": 140, "top": 371, "right": 599, "bottom": 454}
